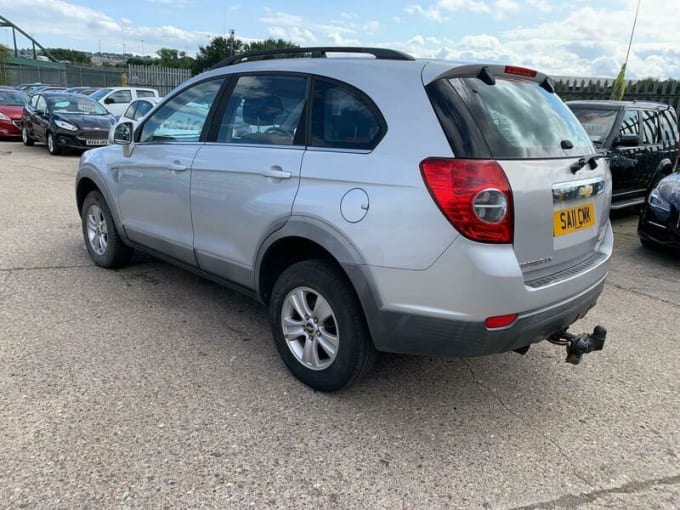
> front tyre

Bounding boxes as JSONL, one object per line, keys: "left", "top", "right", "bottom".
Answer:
{"left": 47, "top": 132, "right": 62, "bottom": 155}
{"left": 270, "top": 259, "right": 376, "bottom": 392}
{"left": 81, "top": 191, "right": 133, "bottom": 268}
{"left": 22, "top": 126, "right": 34, "bottom": 146}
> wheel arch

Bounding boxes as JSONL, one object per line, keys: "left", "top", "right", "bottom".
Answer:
{"left": 75, "top": 171, "right": 126, "bottom": 240}
{"left": 255, "top": 217, "right": 368, "bottom": 305}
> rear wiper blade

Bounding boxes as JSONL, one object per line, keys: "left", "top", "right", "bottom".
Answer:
{"left": 570, "top": 154, "right": 605, "bottom": 174}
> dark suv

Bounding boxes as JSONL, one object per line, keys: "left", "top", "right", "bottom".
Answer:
{"left": 568, "top": 100, "right": 679, "bottom": 209}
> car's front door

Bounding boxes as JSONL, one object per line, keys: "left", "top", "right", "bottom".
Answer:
{"left": 33, "top": 95, "right": 49, "bottom": 142}
{"left": 190, "top": 73, "right": 308, "bottom": 288}
{"left": 116, "top": 78, "right": 225, "bottom": 266}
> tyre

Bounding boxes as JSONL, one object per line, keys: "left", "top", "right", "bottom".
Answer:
{"left": 81, "top": 191, "right": 133, "bottom": 268}
{"left": 22, "top": 126, "right": 34, "bottom": 146}
{"left": 269, "top": 259, "right": 376, "bottom": 392}
{"left": 640, "top": 236, "right": 657, "bottom": 249}
{"left": 47, "top": 132, "right": 62, "bottom": 155}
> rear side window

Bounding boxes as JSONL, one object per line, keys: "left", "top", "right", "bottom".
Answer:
{"left": 310, "top": 78, "right": 384, "bottom": 150}
{"left": 137, "top": 90, "right": 156, "bottom": 98}
{"left": 444, "top": 77, "right": 592, "bottom": 159}
{"left": 659, "top": 110, "right": 678, "bottom": 143}
{"left": 641, "top": 110, "right": 658, "bottom": 144}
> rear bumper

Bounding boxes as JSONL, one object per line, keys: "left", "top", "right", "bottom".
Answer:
{"left": 364, "top": 276, "right": 605, "bottom": 357}
{"left": 346, "top": 221, "right": 613, "bottom": 357}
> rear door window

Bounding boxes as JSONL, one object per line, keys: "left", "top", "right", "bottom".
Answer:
{"left": 641, "top": 110, "right": 659, "bottom": 144}
{"left": 310, "top": 78, "right": 384, "bottom": 150}
{"left": 659, "top": 110, "right": 678, "bottom": 143}
{"left": 215, "top": 74, "right": 307, "bottom": 146}
{"left": 136, "top": 90, "right": 156, "bottom": 98}
{"left": 447, "top": 77, "right": 592, "bottom": 159}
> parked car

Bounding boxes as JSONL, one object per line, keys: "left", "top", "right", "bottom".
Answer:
{"left": 0, "top": 89, "right": 28, "bottom": 138}
{"left": 568, "top": 100, "right": 679, "bottom": 209}
{"left": 22, "top": 92, "right": 116, "bottom": 155}
{"left": 76, "top": 47, "right": 613, "bottom": 391}
{"left": 120, "top": 97, "right": 158, "bottom": 121}
{"left": 90, "top": 87, "right": 160, "bottom": 117}
{"left": 638, "top": 173, "right": 680, "bottom": 249}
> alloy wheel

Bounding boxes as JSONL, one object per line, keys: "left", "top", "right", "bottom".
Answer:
{"left": 281, "top": 287, "right": 339, "bottom": 370}
{"left": 86, "top": 204, "right": 108, "bottom": 256}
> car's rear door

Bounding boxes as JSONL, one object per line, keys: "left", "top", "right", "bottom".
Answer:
{"left": 190, "top": 73, "right": 308, "bottom": 288}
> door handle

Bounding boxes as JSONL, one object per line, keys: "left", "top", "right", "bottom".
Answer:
{"left": 260, "top": 166, "right": 291, "bottom": 179}
{"left": 168, "top": 161, "right": 187, "bottom": 173}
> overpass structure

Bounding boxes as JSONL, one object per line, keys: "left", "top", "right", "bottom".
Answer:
{"left": 0, "top": 15, "right": 58, "bottom": 62}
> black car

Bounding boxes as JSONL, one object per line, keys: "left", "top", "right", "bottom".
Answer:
{"left": 638, "top": 173, "right": 680, "bottom": 249}
{"left": 568, "top": 100, "right": 679, "bottom": 209}
{"left": 21, "top": 92, "right": 115, "bottom": 155}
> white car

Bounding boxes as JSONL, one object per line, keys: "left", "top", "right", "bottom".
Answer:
{"left": 90, "top": 87, "right": 159, "bottom": 117}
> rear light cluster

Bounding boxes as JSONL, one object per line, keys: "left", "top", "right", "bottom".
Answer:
{"left": 420, "top": 158, "right": 514, "bottom": 244}
{"left": 504, "top": 65, "right": 537, "bottom": 78}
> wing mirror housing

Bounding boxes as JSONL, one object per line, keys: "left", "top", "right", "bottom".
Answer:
{"left": 110, "top": 120, "right": 135, "bottom": 157}
{"left": 613, "top": 133, "right": 640, "bottom": 147}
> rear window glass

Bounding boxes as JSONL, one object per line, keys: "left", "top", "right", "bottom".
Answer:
{"left": 450, "top": 77, "right": 593, "bottom": 159}
{"left": 569, "top": 108, "right": 618, "bottom": 145}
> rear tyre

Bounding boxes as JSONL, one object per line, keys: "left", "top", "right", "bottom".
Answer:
{"left": 47, "top": 132, "right": 62, "bottom": 155}
{"left": 269, "top": 259, "right": 376, "bottom": 392}
{"left": 81, "top": 191, "right": 133, "bottom": 268}
{"left": 22, "top": 126, "right": 34, "bottom": 146}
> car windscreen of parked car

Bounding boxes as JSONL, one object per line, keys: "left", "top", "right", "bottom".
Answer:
{"left": 449, "top": 77, "right": 593, "bottom": 158}
{"left": 47, "top": 96, "right": 110, "bottom": 115}
{"left": 569, "top": 108, "right": 619, "bottom": 145}
{"left": 0, "top": 90, "right": 28, "bottom": 106}
{"left": 89, "top": 88, "right": 112, "bottom": 101}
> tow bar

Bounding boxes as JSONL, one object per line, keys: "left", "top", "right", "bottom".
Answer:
{"left": 547, "top": 325, "right": 607, "bottom": 365}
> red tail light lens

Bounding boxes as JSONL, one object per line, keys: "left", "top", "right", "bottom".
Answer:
{"left": 485, "top": 313, "right": 518, "bottom": 329}
{"left": 420, "top": 158, "right": 514, "bottom": 243}
{"left": 504, "top": 65, "right": 537, "bottom": 78}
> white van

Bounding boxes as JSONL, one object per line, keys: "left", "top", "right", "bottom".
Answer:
{"left": 90, "top": 87, "right": 159, "bottom": 117}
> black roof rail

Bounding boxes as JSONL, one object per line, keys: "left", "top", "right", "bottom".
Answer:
{"left": 211, "top": 46, "right": 415, "bottom": 69}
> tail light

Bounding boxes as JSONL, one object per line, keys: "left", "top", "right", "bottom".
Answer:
{"left": 504, "top": 65, "right": 537, "bottom": 78}
{"left": 420, "top": 158, "right": 514, "bottom": 243}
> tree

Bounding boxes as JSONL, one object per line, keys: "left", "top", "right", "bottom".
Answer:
{"left": 44, "top": 48, "right": 91, "bottom": 64}
{"left": 192, "top": 36, "right": 299, "bottom": 75}
{"left": 156, "top": 48, "right": 194, "bottom": 69}
{"left": 193, "top": 36, "right": 243, "bottom": 75}
{"left": 0, "top": 43, "right": 11, "bottom": 85}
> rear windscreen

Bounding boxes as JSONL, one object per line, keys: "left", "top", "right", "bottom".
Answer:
{"left": 438, "top": 77, "right": 593, "bottom": 159}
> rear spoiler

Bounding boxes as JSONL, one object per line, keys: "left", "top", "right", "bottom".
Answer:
{"left": 426, "top": 64, "right": 555, "bottom": 93}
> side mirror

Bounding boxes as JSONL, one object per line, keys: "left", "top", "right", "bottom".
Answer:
{"left": 111, "top": 121, "right": 136, "bottom": 157}
{"left": 613, "top": 133, "right": 640, "bottom": 147}
{"left": 104, "top": 97, "right": 115, "bottom": 105}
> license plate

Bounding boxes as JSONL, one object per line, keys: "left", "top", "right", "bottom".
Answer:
{"left": 553, "top": 203, "right": 596, "bottom": 237}
{"left": 86, "top": 139, "right": 108, "bottom": 146}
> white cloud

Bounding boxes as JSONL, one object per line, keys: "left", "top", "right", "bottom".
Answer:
{"left": 363, "top": 21, "right": 380, "bottom": 34}
{"left": 405, "top": 0, "right": 489, "bottom": 22}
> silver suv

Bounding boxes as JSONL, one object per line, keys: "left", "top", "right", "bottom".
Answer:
{"left": 76, "top": 47, "right": 613, "bottom": 391}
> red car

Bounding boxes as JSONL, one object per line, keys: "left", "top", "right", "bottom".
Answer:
{"left": 0, "top": 89, "right": 28, "bottom": 138}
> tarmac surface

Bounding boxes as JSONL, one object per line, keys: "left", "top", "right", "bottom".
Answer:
{"left": 1, "top": 141, "right": 679, "bottom": 509}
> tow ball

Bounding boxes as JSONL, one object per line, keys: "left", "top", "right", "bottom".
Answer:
{"left": 547, "top": 325, "right": 607, "bottom": 365}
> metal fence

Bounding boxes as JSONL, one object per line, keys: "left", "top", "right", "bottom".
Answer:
{"left": 555, "top": 79, "right": 680, "bottom": 111}
{"left": 1, "top": 62, "right": 191, "bottom": 96}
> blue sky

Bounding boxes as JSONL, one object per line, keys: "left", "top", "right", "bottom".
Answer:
{"left": 1, "top": 0, "right": 678, "bottom": 78}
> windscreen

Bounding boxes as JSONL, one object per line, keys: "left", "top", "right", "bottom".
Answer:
{"left": 569, "top": 108, "right": 618, "bottom": 145}
{"left": 48, "top": 96, "right": 109, "bottom": 115}
{"left": 0, "top": 91, "right": 28, "bottom": 106}
{"left": 89, "top": 88, "right": 112, "bottom": 101}
{"left": 450, "top": 77, "right": 593, "bottom": 159}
